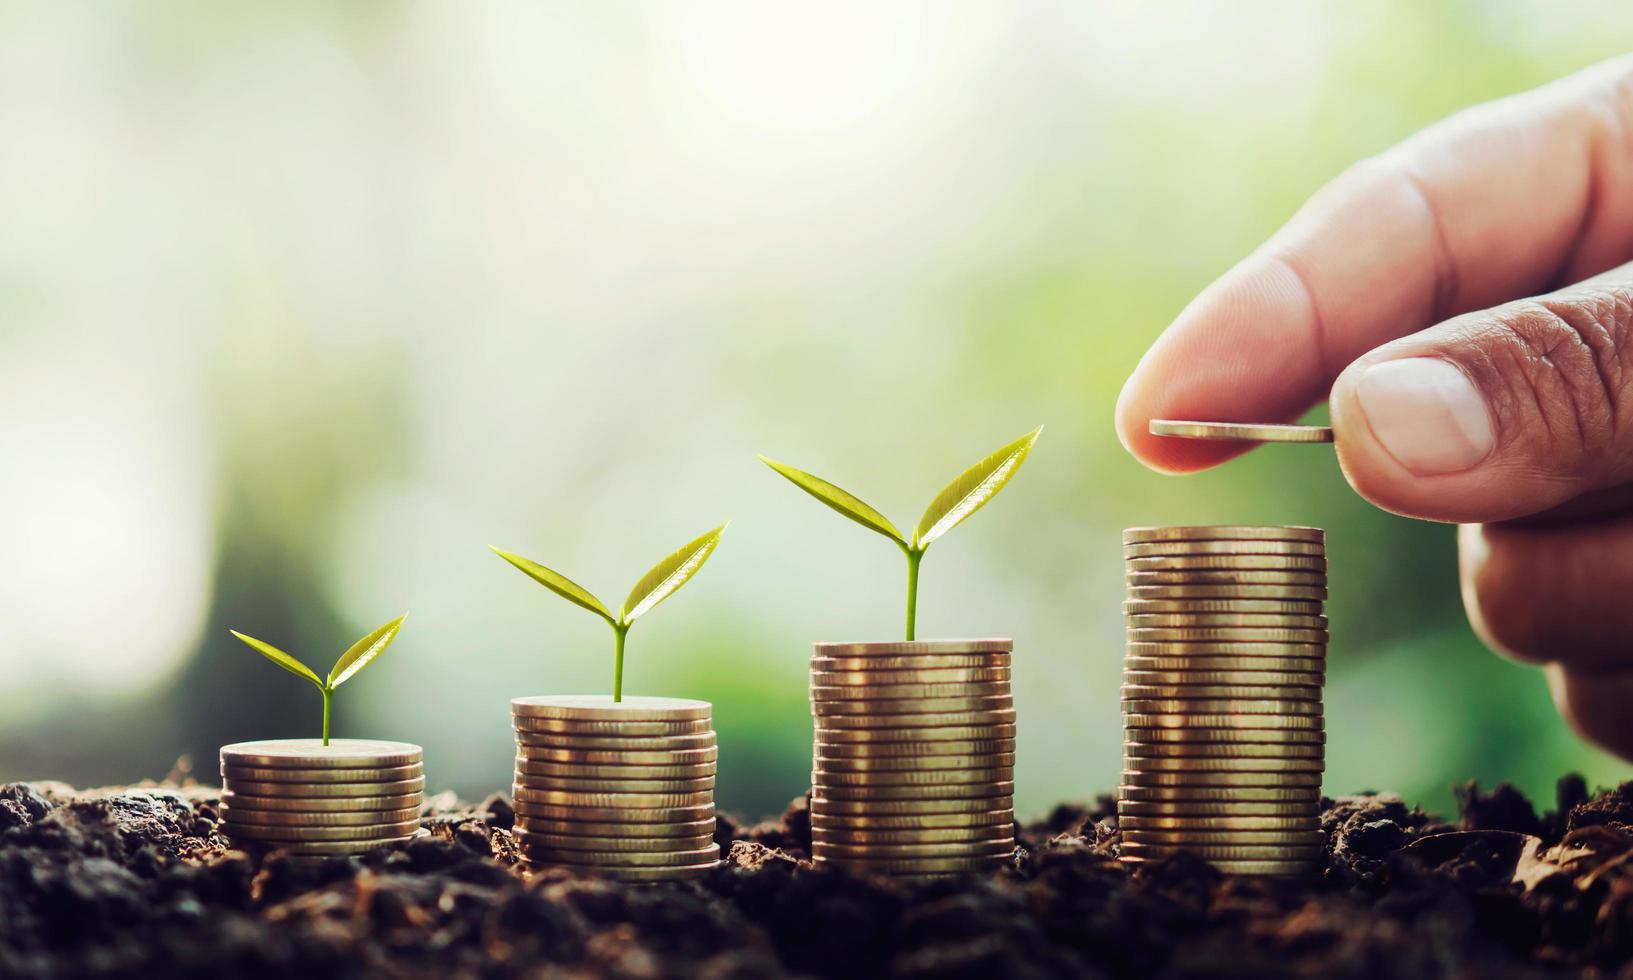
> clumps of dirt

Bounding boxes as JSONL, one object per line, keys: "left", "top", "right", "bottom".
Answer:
{"left": 4, "top": 778, "right": 1633, "bottom": 978}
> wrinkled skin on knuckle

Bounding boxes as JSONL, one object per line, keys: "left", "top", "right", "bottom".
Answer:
{"left": 1458, "top": 289, "right": 1633, "bottom": 481}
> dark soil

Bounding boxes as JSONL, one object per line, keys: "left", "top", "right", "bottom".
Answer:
{"left": 4, "top": 775, "right": 1633, "bottom": 978}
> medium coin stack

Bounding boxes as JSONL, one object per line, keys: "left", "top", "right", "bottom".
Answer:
{"left": 219, "top": 739, "right": 426, "bottom": 856}
{"left": 1118, "top": 526, "right": 1327, "bottom": 877}
{"left": 511, "top": 695, "right": 721, "bottom": 882}
{"left": 810, "top": 640, "right": 1017, "bottom": 878}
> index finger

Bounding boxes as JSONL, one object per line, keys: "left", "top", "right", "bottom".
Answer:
{"left": 1115, "top": 56, "right": 1633, "bottom": 473}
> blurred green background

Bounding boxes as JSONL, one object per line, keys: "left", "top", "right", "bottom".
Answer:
{"left": 2, "top": 0, "right": 1629, "bottom": 821}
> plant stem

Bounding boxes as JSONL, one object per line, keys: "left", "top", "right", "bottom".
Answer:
{"left": 321, "top": 688, "right": 332, "bottom": 746}
{"left": 613, "top": 624, "right": 630, "bottom": 703}
{"left": 905, "top": 549, "right": 923, "bottom": 642}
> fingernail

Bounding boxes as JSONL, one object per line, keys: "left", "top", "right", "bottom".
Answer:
{"left": 1354, "top": 358, "right": 1494, "bottom": 475}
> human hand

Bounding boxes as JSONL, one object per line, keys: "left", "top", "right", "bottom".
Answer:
{"left": 1115, "top": 55, "right": 1633, "bottom": 760}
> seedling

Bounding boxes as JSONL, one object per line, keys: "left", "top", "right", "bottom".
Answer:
{"left": 491, "top": 525, "right": 727, "bottom": 702}
{"left": 229, "top": 615, "right": 408, "bottom": 745}
{"left": 761, "top": 426, "right": 1041, "bottom": 641}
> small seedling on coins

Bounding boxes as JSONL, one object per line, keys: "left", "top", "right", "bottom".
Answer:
{"left": 761, "top": 426, "right": 1041, "bottom": 640}
{"left": 491, "top": 525, "right": 727, "bottom": 702}
{"left": 229, "top": 615, "right": 408, "bottom": 746}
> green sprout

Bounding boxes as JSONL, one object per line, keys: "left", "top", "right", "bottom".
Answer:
{"left": 229, "top": 615, "right": 408, "bottom": 745}
{"left": 491, "top": 525, "right": 727, "bottom": 702}
{"left": 761, "top": 426, "right": 1042, "bottom": 641}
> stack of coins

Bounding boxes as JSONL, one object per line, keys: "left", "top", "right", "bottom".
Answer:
{"left": 1118, "top": 526, "right": 1327, "bottom": 877}
{"left": 511, "top": 695, "right": 721, "bottom": 882}
{"left": 219, "top": 739, "right": 425, "bottom": 856}
{"left": 809, "top": 640, "right": 1017, "bottom": 878}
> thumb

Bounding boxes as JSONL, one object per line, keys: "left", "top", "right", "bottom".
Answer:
{"left": 1329, "top": 270, "right": 1633, "bottom": 523}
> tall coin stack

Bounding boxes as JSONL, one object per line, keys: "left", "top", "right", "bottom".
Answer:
{"left": 809, "top": 640, "right": 1017, "bottom": 878}
{"left": 511, "top": 696, "right": 721, "bottom": 882}
{"left": 219, "top": 739, "right": 426, "bottom": 856}
{"left": 1118, "top": 526, "right": 1326, "bottom": 877}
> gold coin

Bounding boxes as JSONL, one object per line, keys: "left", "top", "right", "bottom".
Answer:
{"left": 1124, "top": 541, "right": 1324, "bottom": 559}
{"left": 270, "top": 836, "right": 418, "bottom": 856}
{"left": 515, "top": 819, "right": 715, "bottom": 839}
{"left": 815, "top": 709, "right": 1018, "bottom": 730}
{"left": 814, "top": 640, "right": 1012, "bottom": 657}
{"left": 1122, "top": 713, "right": 1322, "bottom": 730}
{"left": 1120, "top": 814, "right": 1316, "bottom": 831}
{"left": 813, "top": 697, "right": 1013, "bottom": 717}
{"left": 813, "top": 839, "right": 1014, "bottom": 859}
{"left": 222, "top": 777, "right": 426, "bottom": 798}
{"left": 809, "top": 682, "right": 1011, "bottom": 701}
{"left": 1119, "top": 784, "right": 1320, "bottom": 803}
{"left": 1123, "top": 755, "right": 1323, "bottom": 774}
{"left": 511, "top": 732, "right": 717, "bottom": 752}
{"left": 811, "top": 853, "right": 1007, "bottom": 874}
{"left": 1121, "top": 770, "right": 1321, "bottom": 788}
{"left": 514, "top": 774, "right": 714, "bottom": 794}
{"left": 1118, "top": 854, "right": 1318, "bottom": 876}
{"left": 1122, "top": 671, "right": 1324, "bottom": 688}
{"left": 1121, "top": 699, "right": 1321, "bottom": 716}
{"left": 513, "top": 756, "right": 717, "bottom": 777}
{"left": 219, "top": 805, "right": 420, "bottom": 826}
{"left": 521, "top": 845, "right": 720, "bottom": 867}
{"left": 1127, "top": 628, "right": 1328, "bottom": 644}
{"left": 511, "top": 695, "right": 711, "bottom": 721}
{"left": 219, "top": 791, "right": 421, "bottom": 813}
{"left": 1122, "top": 829, "right": 1322, "bottom": 846}
{"left": 811, "top": 826, "right": 1014, "bottom": 845}
{"left": 512, "top": 802, "right": 714, "bottom": 823}
{"left": 1147, "top": 420, "right": 1333, "bottom": 443}
{"left": 1127, "top": 555, "right": 1326, "bottom": 573}
{"left": 514, "top": 830, "right": 717, "bottom": 852}
{"left": 1130, "top": 581, "right": 1332, "bottom": 597}
{"left": 1118, "top": 800, "right": 1317, "bottom": 817}
{"left": 220, "top": 764, "right": 422, "bottom": 784}
{"left": 1124, "top": 655, "right": 1324, "bottom": 673}
{"left": 222, "top": 819, "right": 421, "bottom": 842}
{"left": 219, "top": 739, "right": 423, "bottom": 769}
{"left": 512, "top": 717, "right": 713, "bottom": 737}
{"left": 1123, "top": 599, "right": 1322, "bottom": 616}
{"left": 813, "top": 809, "right": 1013, "bottom": 830}
{"left": 809, "top": 667, "right": 1012, "bottom": 686}
{"left": 1120, "top": 843, "right": 1323, "bottom": 861}
{"left": 811, "top": 654, "right": 1011, "bottom": 672}
{"left": 1121, "top": 685, "right": 1320, "bottom": 701}
{"left": 811, "top": 795, "right": 1011, "bottom": 816}
{"left": 1123, "top": 727, "right": 1324, "bottom": 744}
{"left": 535, "top": 861, "right": 719, "bottom": 881}
{"left": 1123, "top": 741, "right": 1322, "bottom": 759}
{"left": 812, "top": 753, "right": 1015, "bottom": 772}
{"left": 815, "top": 739, "right": 1016, "bottom": 759}
{"left": 1123, "top": 526, "right": 1324, "bottom": 544}
{"left": 813, "top": 767, "right": 1012, "bottom": 787}
{"left": 1125, "top": 614, "right": 1328, "bottom": 630}
{"left": 816, "top": 723, "right": 1017, "bottom": 743}
{"left": 514, "top": 747, "right": 718, "bottom": 767}
{"left": 812, "top": 782, "right": 1013, "bottom": 802}
{"left": 511, "top": 788, "right": 714, "bottom": 808}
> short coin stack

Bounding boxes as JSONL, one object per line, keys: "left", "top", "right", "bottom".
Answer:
{"left": 219, "top": 739, "right": 425, "bottom": 856}
{"left": 810, "top": 640, "right": 1017, "bottom": 878}
{"left": 511, "top": 695, "right": 721, "bottom": 882}
{"left": 1118, "top": 526, "right": 1327, "bottom": 876}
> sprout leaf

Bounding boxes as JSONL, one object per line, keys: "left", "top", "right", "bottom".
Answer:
{"left": 491, "top": 546, "right": 615, "bottom": 624}
{"left": 621, "top": 524, "right": 727, "bottom": 624}
{"left": 230, "top": 630, "right": 324, "bottom": 691}
{"left": 914, "top": 425, "right": 1042, "bottom": 547}
{"left": 328, "top": 614, "right": 408, "bottom": 688}
{"left": 759, "top": 456, "right": 906, "bottom": 545}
